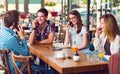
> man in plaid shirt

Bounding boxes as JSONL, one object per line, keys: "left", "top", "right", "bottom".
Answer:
{"left": 29, "top": 8, "right": 55, "bottom": 44}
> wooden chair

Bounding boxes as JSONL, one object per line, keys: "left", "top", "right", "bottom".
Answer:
{"left": 10, "top": 51, "right": 34, "bottom": 74}
{"left": 0, "top": 49, "right": 11, "bottom": 74}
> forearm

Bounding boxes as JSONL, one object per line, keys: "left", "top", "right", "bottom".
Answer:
{"left": 37, "top": 31, "right": 55, "bottom": 44}
{"left": 93, "top": 37, "right": 102, "bottom": 50}
{"left": 78, "top": 33, "right": 88, "bottom": 50}
{"left": 64, "top": 30, "right": 70, "bottom": 45}
{"left": 29, "top": 30, "right": 36, "bottom": 45}
{"left": 37, "top": 39, "right": 53, "bottom": 44}
{"left": 78, "top": 43, "right": 88, "bottom": 50}
{"left": 93, "top": 32, "right": 105, "bottom": 50}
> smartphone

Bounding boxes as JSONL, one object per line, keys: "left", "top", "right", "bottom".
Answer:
{"left": 14, "top": 25, "right": 19, "bottom": 34}
{"left": 97, "top": 27, "right": 102, "bottom": 33}
{"left": 14, "top": 23, "right": 19, "bottom": 31}
{"left": 98, "top": 27, "right": 102, "bottom": 31}
{"left": 35, "top": 20, "right": 39, "bottom": 26}
{"left": 69, "top": 21, "right": 73, "bottom": 27}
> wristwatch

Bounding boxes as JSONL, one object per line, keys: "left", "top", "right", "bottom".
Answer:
{"left": 32, "top": 27, "right": 37, "bottom": 30}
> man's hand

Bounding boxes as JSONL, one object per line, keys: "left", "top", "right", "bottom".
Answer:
{"left": 32, "top": 19, "right": 39, "bottom": 28}
{"left": 16, "top": 25, "right": 25, "bottom": 39}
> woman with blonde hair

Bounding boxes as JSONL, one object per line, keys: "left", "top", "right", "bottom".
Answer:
{"left": 93, "top": 14, "right": 120, "bottom": 60}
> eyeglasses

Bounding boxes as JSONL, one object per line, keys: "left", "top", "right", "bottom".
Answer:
{"left": 69, "top": 17, "right": 76, "bottom": 20}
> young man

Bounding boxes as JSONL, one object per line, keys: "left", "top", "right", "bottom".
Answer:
{"left": 0, "top": 10, "right": 29, "bottom": 74}
{"left": 0, "top": 10, "right": 54, "bottom": 74}
{"left": 29, "top": 8, "right": 55, "bottom": 44}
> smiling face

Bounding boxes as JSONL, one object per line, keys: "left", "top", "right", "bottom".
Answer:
{"left": 99, "top": 14, "right": 120, "bottom": 41}
{"left": 37, "top": 12, "right": 48, "bottom": 25}
{"left": 69, "top": 14, "right": 78, "bottom": 26}
{"left": 69, "top": 10, "right": 83, "bottom": 33}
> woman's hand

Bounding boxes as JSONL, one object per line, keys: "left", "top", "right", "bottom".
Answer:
{"left": 96, "top": 27, "right": 102, "bottom": 38}
{"left": 16, "top": 25, "right": 25, "bottom": 39}
{"left": 66, "top": 22, "right": 71, "bottom": 30}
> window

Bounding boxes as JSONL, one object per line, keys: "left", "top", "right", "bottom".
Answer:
{"left": 28, "top": 0, "right": 41, "bottom": 13}
{"left": 8, "top": 0, "right": 15, "bottom": 10}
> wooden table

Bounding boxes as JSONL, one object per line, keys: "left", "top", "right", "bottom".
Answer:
{"left": 29, "top": 43, "right": 108, "bottom": 74}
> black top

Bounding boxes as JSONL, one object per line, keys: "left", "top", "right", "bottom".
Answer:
{"left": 104, "top": 39, "right": 111, "bottom": 55}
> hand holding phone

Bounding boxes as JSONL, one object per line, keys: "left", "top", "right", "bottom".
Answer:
{"left": 32, "top": 19, "right": 39, "bottom": 28}
{"left": 97, "top": 27, "right": 102, "bottom": 33}
{"left": 66, "top": 21, "right": 72, "bottom": 29}
{"left": 67, "top": 21, "right": 72, "bottom": 26}
{"left": 15, "top": 25, "right": 19, "bottom": 31}
{"left": 15, "top": 25, "right": 25, "bottom": 39}
{"left": 13, "top": 21, "right": 19, "bottom": 31}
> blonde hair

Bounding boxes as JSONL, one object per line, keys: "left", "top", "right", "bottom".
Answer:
{"left": 100, "top": 14, "right": 120, "bottom": 42}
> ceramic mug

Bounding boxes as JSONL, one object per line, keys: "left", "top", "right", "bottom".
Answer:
{"left": 55, "top": 51, "right": 65, "bottom": 59}
{"left": 73, "top": 55, "right": 80, "bottom": 61}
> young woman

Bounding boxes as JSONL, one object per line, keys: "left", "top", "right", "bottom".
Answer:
{"left": 93, "top": 14, "right": 120, "bottom": 60}
{"left": 64, "top": 10, "right": 89, "bottom": 52}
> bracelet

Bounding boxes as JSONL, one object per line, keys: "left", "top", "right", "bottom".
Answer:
{"left": 32, "top": 27, "right": 37, "bottom": 30}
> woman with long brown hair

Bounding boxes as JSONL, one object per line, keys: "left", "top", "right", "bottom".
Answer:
{"left": 64, "top": 10, "right": 89, "bottom": 52}
{"left": 93, "top": 14, "right": 120, "bottom": 60}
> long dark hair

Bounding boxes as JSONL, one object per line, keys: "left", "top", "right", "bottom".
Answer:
{"left": 69, "top": 10, "right": 83, "bottom": 33}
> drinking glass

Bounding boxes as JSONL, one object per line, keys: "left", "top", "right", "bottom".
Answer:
{"left": 62, "top": 49, "right": 72, "bottom": 59}
{"left": 93, "top": 50, "right": 99, "bottom": 62}
{"left": 98, "top": 47, "right": 105, "bottom": 62}
{"left": 72, "top": 45, "right": 78, "bottom": 53}
{"left": 98, "top": 47, "right": 105, "bottom": 70}
{"left": 72, "top": 41, "right": 78, "bottom": 51}
{"left": 86, "top": 54, "right": 94, "bottom": 62}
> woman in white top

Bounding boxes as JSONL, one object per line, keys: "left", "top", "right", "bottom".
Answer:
{"left": 93, "top": 14, "right": 120, "bottom": 60}
{"left": 64, "top": 10, "right": 89, "bottom": 52}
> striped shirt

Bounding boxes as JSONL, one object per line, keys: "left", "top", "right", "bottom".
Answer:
{"left": 0, "top": 27, "right": 29, "bottom": 74}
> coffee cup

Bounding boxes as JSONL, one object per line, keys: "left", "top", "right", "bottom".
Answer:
{"left": 73, "top": 55, "right": 80, "bottom": 61}
{"left": 55, "top": 51, "right": 65, "bottom": 59}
